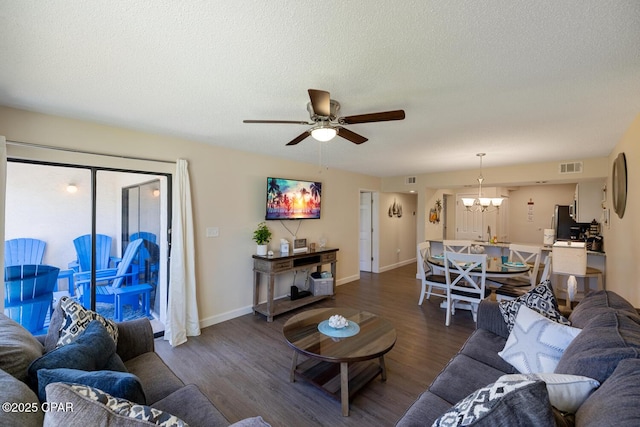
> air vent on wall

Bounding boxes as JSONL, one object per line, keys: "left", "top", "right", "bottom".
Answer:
{"left": 559, "top": 161, "right": 583, "bottom": 174}
{"left": 405, "top": 176, "right": 417, "bottom": 185}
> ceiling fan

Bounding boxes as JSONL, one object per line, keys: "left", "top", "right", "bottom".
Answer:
{"left": 243, "top": 89, "right": 405, "bottom": 146}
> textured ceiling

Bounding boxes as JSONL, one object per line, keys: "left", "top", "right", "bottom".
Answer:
{"left": 1, "top": 1, "right": 639, "bottom": 177}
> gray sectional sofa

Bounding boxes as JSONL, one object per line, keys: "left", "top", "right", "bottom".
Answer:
{"left": 1, "top": 301, "right": 269, "bottom": 427}
{"left": 396, "top": 289, "right": 640, "bottom": 426}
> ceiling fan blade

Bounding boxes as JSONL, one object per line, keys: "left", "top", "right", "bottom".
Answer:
{"left": 308, "top": 89, "right": 331, "bottom": 117}
{"left": 286, "top": 131, "right": 311, "bottom": 146}
{"left": 243, "top": 120, "right": 312, "bottom": 125}
{"left": 340, "top": 109, "right": 405, "bottom": 125}
{"left": 336, "top": 127, "right": 368, "bottom": 145}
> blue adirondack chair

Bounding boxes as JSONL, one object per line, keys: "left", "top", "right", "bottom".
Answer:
{"left": 4, "top": 238, "right": 46, "bottom": 267}
{"left": 4, "top": 264, "right": 60, "bottom": 334}
{"left": 130, "top": 232, "right": 156, "bottom": 243}
{"left": 69, "top": 234, "right": 113, "bottom": 272}
{"left": 74, "top": 239, "right": 152, "bottom": 321}
{"left": 130, "top": 232, "right": 159, "bottom": 288}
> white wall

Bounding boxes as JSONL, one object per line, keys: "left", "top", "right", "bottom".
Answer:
{"left": 602, "top": 113, "right": 640, "bottom": 306}
{"left": 383, "top": 116, "right": 639, "bottom": 306}
{"left": 1, "top": 106, "right": 410, "bottom": 326}
{"left": 5, "top": 163, "right": 163, "bottom": 269}
{"left": 378, "top": 192, "right": 417, "bottom": 271}
{"left": 423, "top": 188, "right": 450, "bottom": 241}
{"left": 507, "top": 183, "right": 576, "bottom": 244}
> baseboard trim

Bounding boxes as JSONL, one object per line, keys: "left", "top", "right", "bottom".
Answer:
{"left": 199, "top": 305, "right": 254, "bottom": 328}
{"left": 337, "top": 274, "right": 360, "bottom": 285}
{"left": 379, "top": 257, "right": 416, "bottom": 273}
{"left": 197, "top": 263, "right": 415, "bottom": 328}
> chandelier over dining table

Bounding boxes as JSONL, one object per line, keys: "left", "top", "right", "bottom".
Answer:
{"left": 461, "top": 153, "right": 504, "bottom": 212}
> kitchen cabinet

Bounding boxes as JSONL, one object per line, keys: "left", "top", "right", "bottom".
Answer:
{"left": 575, "top": 180, "right": 604, "bottom": 223}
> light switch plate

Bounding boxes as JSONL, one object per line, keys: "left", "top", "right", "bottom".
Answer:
{"left": 206, "top": 227, "right": 219, "bottom": 237}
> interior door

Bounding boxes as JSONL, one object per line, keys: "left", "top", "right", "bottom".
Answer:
{"left": 359, "top": 192, "right": 373, "bottom": 272}
{"left": 455, "top": 194, "right": 484, "bottom": 240}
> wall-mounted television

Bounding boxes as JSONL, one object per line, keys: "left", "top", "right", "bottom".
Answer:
{"left": 265, "top": 177, "right": 322, "bottom": 220}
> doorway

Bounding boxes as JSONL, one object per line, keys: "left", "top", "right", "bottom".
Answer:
{"left": 443, "top": 194, "right": 455, "bottom": 239}
{"left": 359, "top": 191, "right": 379, "bottom": 273}
{"left": 359, "top": 192, "right": 373, "bottom": 272}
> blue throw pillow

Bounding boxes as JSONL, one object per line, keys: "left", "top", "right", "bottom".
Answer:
{"left": 37, "top": 368, "right": 146, "bottom": 405}
{"left": 28, "top": 320, "right": 126, "bottom": 394}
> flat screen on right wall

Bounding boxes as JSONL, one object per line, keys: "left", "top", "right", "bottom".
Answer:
{"left": 265, "top": 177, "right": 322, "bottom": 220}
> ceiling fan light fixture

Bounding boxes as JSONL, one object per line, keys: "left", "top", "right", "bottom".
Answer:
{"left": 310, "top": 126, "right": 337, "bottom": 142}
{"left": 244, "top": 88, "right": 405, "bottom": 146}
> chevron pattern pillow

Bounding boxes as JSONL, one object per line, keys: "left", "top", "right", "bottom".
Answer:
{"left": 498, "top": 280, "right": 570, "bottom": 332}
{"left": 432, "top": 378, "right": 554, "bottom": 426}
{"left": 56, "top": 296, "right": 118, "bottom": 348}
{"left": 68, "top": 384, "right": 187, "bottom": 427}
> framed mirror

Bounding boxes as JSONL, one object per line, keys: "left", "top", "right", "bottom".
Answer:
{"left": 612, "top": 152, "right": 627, "bottom": 218}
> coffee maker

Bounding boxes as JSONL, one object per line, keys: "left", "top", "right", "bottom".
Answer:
{"left": 570, "top": 223, "right": 590, "bottom": 240}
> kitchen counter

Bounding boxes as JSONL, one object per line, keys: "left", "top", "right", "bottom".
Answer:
{"left": 426, "top": 239, "right": 605, "bottom": 256}
{"left": 426, "top": 239, "right": 606, "bottom": 292}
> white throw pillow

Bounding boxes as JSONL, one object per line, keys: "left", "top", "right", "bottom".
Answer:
{"left": 499, "top": 305, "right": 581, "bottom": 374}
{"left": 498, "top": 373, "right": 600, "bottom": 413}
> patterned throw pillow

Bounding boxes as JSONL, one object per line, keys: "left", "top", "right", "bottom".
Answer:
{"left": 498, "top": 280, "right": 570, "bottom": 332}
{"left": 57, "top": 296, "right": 118, "bottom": 348}
{"left": 498, "top": 306, "right": 582, "bottom": 374}
{"left": 432, "top": 379, "right": 554, "bottom": 427}
{"left": 69, "top": 384, "right": 188, "bottom": 427}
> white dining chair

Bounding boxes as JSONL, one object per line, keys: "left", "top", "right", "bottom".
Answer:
{"left": 489, "top": 244, "right": 542, "bottom": 288}
{"left": 495, "top": 254, "right": 551, "bottom": 302}
{"left": 417, "top": 242, "right": 448, "bottom": 304}
{"left": 443, "top": 251, "right": 489, "bottom": 326}
{"left": 443, "top": 240, "right": 473, "bottom": 254}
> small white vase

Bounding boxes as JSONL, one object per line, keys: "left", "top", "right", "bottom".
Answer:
{"left": 256, "top": 244, "right": 268, "bottom": 256}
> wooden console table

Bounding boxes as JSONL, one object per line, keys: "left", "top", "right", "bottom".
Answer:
{"left": 253, "top": 247, "right": 338, "bottom": 322}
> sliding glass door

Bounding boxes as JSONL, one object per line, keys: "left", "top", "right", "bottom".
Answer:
{"left": 121, "top": 178, "right": 165, "bottom": 317}
{"left": 4, "top": 160, "right": 170, "bottom": 333}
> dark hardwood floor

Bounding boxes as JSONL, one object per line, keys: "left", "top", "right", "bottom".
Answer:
{"left": 155, "top": 264, "right": 476, "bottom": 427}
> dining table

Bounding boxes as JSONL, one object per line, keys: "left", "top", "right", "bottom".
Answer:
{"left": 427, "top": 254, "right": 531, "bottom": 311}
{"left": 427, "top": 254, "right": 531, "bottom": 279}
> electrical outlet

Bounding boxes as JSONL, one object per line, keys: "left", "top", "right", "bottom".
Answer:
{"left": 206, "top": 227, "right": 219, "bottom": 237}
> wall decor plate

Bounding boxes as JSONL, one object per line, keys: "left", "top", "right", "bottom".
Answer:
{"left": 318, "top": 320, "right": 360, "bottom": 338}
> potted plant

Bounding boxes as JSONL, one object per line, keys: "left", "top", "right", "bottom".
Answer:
{"left": 253, "top": 221, "right": 272, "bottom": 256}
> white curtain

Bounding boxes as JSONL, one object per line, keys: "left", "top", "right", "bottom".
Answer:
{"left": 1, "top": 137, "right": 6, "bottom": 308}
{"left": 165, "top": 159, "right": 200, "bottom": 346}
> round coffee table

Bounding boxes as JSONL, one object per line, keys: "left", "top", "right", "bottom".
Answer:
{"left": 283, "top": 308, "right": 396, "bottom": 416}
